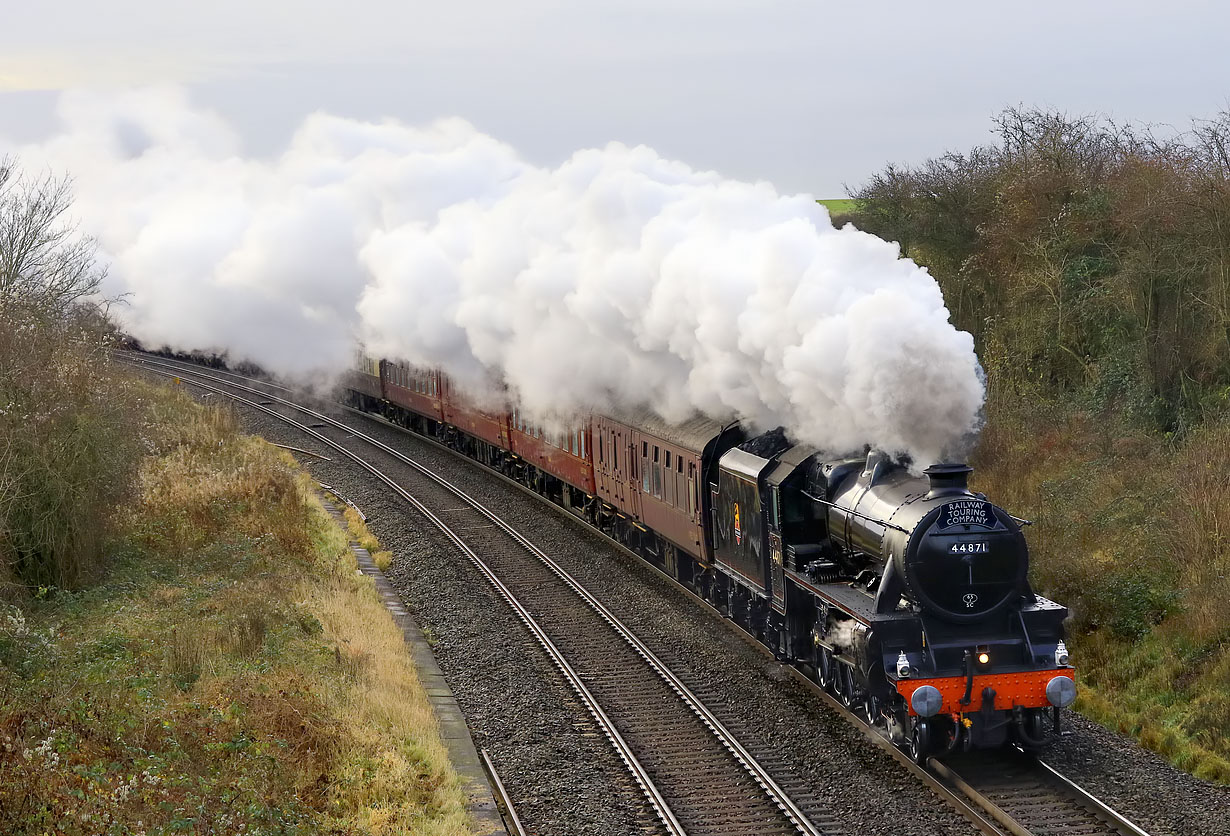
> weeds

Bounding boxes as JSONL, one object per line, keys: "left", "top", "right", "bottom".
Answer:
{"left": 340, "top": 502, "right": 395, "bottom": 571}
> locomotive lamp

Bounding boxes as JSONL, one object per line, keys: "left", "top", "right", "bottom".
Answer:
{"left": 975, "top": 645, "right": 991, "bottom": 670}
{"left": 1055, "top": 640, "right": 1070, "bottom": 667}
{"left": 896, "top": 651, "right": 911, "bottom": 679}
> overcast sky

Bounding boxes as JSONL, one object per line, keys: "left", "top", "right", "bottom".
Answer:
{"left": 1, "top": 1, "right": 1226, "bottom": 196}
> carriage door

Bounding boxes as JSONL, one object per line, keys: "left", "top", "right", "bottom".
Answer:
{"left": 769, "top": 486, "right": 786, "bottom": 614}
{"left": 624, "top": 431, "right": 641, "bottom": 519}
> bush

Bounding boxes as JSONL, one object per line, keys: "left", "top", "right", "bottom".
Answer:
{"left": 0, "top": 158, "right": 142, "bottom": 594}
{"left": 0, "top": 307, "right": 142, "bottom": 592}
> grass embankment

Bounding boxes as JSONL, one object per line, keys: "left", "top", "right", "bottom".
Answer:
{"left": 974, "top": 397, "right": 1230, "bottom": 783}
{"left": 0, "top": 384, "right": 471, "bottom": 835}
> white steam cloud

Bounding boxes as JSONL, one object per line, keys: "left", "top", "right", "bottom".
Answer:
{"left": 5, "top": 87, "right": 984, "bottom": 465}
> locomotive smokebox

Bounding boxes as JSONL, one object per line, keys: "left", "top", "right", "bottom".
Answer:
{"left": 923, "top": 463, "right": 973, "bottom": 498}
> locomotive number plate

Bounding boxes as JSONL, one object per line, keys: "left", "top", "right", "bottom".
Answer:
{"left": 949, "top": 541, "right": 989, "bottom": 554}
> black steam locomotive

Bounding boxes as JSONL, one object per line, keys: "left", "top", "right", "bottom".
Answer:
{"left": 709, "top": 433, "right": 1073, "bottom": 762}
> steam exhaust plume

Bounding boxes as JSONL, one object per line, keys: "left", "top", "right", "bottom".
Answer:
{"left": 5, "top": 87, "right": 984, "bottom": 466}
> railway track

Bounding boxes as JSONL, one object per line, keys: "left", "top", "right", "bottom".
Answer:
{"left": 929, "top": 753, "right": 1151, "bottom": 836}
{"left": 122, "top": 354, "right": 836, "bottom": 836}
{"left": 123, "top": 352, "right": 1158, "bottom": 836}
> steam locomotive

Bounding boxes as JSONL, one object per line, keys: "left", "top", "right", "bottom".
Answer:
{"left": 344, "top": 355, "right": 1075, "bottom": 763}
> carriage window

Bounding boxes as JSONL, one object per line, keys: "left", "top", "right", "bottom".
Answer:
{"left": 665, "top": 451, "right": 671, "bottom": 469}
{"left": 642, "top": 443, "right": 650, "bottom": 492}
{"left": 598, "top": 435, "right": 604, "bottom": 465}
{"left": 677, "top": 457, "right": 683, "bottom": 474}
{"left": 687, "top": 463, "right": 696, "bottom": 515}
{"left": 580, "top": 430, "right": 586, "bottom": 460}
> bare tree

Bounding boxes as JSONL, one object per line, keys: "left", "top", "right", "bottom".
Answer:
{"left": 0, "top": 156, "right": 106, "bottom": 315}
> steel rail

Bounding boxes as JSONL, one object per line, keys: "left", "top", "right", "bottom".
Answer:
{"left": 933, "top": 752, "right": 1156, "bottom": 836}
{"left": 1033, "top": 759, "right": 1152, "bottom": 836}
{"left": 126, "top": 362, "right": 688, "bottom": 836}
{"left": 928, "top": 752, "right": 1154, "bottom": 836}
{"left": 480, "top": 749, "right": 529, "bottom": 836}
{"left": 129, "top": 352, "right": 833, "bottom": 836}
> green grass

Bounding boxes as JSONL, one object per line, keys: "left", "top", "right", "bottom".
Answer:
{"left": 816, "top": 198, "right": 861, "bottom": 215}
{"left": 0, "top": 384, "right": 474, "bottom": 835}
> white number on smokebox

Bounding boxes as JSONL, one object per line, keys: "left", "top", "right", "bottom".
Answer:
{"left": 949, "top": 541, "right": 988, "bottom": 554}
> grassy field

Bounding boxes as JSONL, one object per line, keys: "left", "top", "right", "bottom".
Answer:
{"left": 815, "top": 198, "right": 860, "bottom": 215}
{"left": 0, "top": 384, "right": 473, "bottom": 835}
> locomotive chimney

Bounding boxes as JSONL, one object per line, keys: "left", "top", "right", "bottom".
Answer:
{"left": 924, "top": 463, "right": 973, "bottom": 498}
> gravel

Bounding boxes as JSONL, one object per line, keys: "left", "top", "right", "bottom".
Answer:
{"left": 169, "top": 372, "right": 1227, "bottom": 836}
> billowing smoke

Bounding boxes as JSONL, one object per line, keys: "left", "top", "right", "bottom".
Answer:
{"left": 4, "top": 87, "right": 983, "bottom": 465}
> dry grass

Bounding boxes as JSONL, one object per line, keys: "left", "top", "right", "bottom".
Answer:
{"left": 973, "top": 394, "right": 1230, "bottom": 784}
{"left": 340, "top": 503, "right": 395, "bottom": 572}
{"left": 0, "top": 382, "right": 474, "bottom": 834}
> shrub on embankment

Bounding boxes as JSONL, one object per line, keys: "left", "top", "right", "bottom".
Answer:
{"left": 0, "top": 306, "right": 142, "bottom": 592}
{"left": 0, "top": 384, "right": 472, "bottom": 834}
{"left": 844, "top": 107, "right": 1230, "bottom": 782}
{"left": 0, "top": 158, "right": 144, "bottom": 593}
